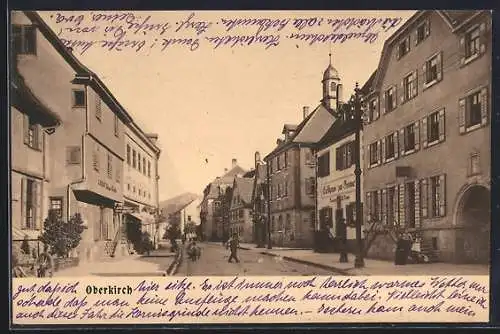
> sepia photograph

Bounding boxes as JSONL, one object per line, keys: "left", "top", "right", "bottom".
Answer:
{"left": 9, "top": 9, "right": 493, "bottom": 326}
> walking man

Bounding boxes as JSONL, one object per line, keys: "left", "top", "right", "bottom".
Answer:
{"left": 228, "top": 233, "right": 240, "bottom": 263}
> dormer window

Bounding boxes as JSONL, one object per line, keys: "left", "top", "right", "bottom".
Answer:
{"left": 12, "top": 25, "right": 36, "bottom": 55}
{"left": 398, "top": 36, "right": 410, "bottom": 59}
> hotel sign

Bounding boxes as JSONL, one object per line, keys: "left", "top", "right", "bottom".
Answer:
{"left": 97, "top": 179, "right": 117, "bottom": 193}
{"left": 321, "top": 178, "right": 356, "bottom": 196}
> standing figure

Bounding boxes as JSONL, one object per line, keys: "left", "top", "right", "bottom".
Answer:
{"left": 227, "top": 234, "right": 240, "bottom": 263}
{"left": 37, "top": 244, "right": 54, "bottom": 277}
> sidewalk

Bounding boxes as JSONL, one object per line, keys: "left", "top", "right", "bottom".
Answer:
{"left": 214, "top": 242, "right": 489, "bottom": 276}
{"left": 54, "top": 250, "right": 175, "bottom": 277}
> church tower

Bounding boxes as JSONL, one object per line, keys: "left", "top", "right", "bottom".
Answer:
{"left": 321, "top": 52, "right": 342, "bottom": 112}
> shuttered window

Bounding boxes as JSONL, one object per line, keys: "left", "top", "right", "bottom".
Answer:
{"left": 415, "top": 19, "right": 430, "bottom": 45}
{"left": 460, "top": 88, "right": 488, "bottom": 134}
{"left": 107, "top": 154, "right": 113, "bottom": 179}
{"left": 21, "top": 178, "right": 40, "bottom": 229}
{"left": 73, "top": 89, "right": 86, "bottom": 107}
{"left": 423, "top": 109, "right": 445, "bottom": 148}
{"left": 23, "top": 114, "right": 42, "bottom": 150}
{"left": 423, "top": 52, "right": 443, "bottom": 87}
{"left": 460, "top": 21, "right": 489, "bottom": 66}
{"left": 318, "top": 151, "right": 330, "bottom": 177}
{"left": 429, "top": 174, "right": 446, "bottom": 218}
{"left": 402, "top": 70, "right": 418, "bottom": 102}
{"left": 387, "top": 186, "right": 396, "bottom": 225}
{"left": 384, "top": 86, "right": 397, "bottom": 113}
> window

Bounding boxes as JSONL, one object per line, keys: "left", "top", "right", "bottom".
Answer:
{"left": 24, "top": 115, "right": 41, "bottom": 150}
{"left": 403, "top": 71, "right": 417, "bottom": 101}
{"left": 127, "top": 145, "right": 131, "bottom": 165}
{"left": 345, "top": 202, "right": 356, "bottom": 225}
{"left": 305, "top": 177, "right": 315, "bottom": 195}
{"left": 385, "top": 133, "right": 395, "bottom": 160}
{"left": 277, "top": 184, "right": 281, "bottom": 198}
{"left": 72, "top": 89, "right": 86, "bottom": 107}
{"left": 283, "top": 180, "right": 288, "bottom": 197}
{"left": 127, "top": 183, "right": 130, "bottom": 191}
{"left": 132, "top": 150, "right": 137, "bottom": 168}
{"left": 336, "top": 141, "right": 355, "bottom": 170}
{"left": 116, "top": 160, "right": 120, "bottom": 182}
{"left": 469, "top": 153, "right": 480, "bottom": 176}
{"left": 277, "top": 155, "right": 281, "bottom": 171}
{"left": 466, "top": 91, "right": 482, "bottom": 128}
{"left": 142, "top": 157, "right": 146, "bottom": 175}
{"left": 370, "top": 191, "right": 379, "bottom": 222}
{"left": 66, "top": 146, "right": 81, "bottom": 164}
{"left": 305, "top": 150, "right": 313, "bottom": 165}
{"left": 107, "top": 153, "right": 113, "bottom": 179}
{"left": 404, "top": 123, "right": 416, "bottom": 152}
{"left": 239, "top": 209, "right": 243, "bottom": 218}
{"left": 317, "top": 151, "right": 330, "bottom": 177}
{"left": 95, "top": 96, "right": 102, "bottom": 120}
{"left": 12, "top": 25, "right": 36, "bottom": 55}
{"left": 398, "top": 36, "right": 410, "bottom": 58}
{"left": 405, "top": 182, "right": 416, "bottom": 228}
{"left": 49, "top": 197, "right": 63, "bottom": 219}
{"left": 427, "top": 111, "right": 440, "bottom": 143}
{"left": 465, "top": 26, "right": 480, "bottom": 59}
{"left": 369, "top": 142, "right": 379, "bottom": 166}
{"left": 416, "top": 20, "right": 430, "bottom": 45}
{"left": 460, "top": 88, "right": 488, "bottom": 133}
{"left": 284, "top": 151, "right": 288, "bottom": 167}
{"left": 148, "top": 161, "right": 151, "bottom": 178}
{"left": 368, "top": 98, "right": 378, "bottom": 121}
{"left": 138, "top": 153, "right": 142, "bottom": 171}
{"left": 385, "top": 87, "right": 396, "bottom": 113}
{"left": 425, "top": 54, "right": 439, "bottom": 84}
{"left": 114, "top": 114, "right": 119, "bottom": 137}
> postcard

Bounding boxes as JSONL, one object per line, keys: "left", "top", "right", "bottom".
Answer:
{"left": 10, "top": 9, "right": 491, "bottom": 326}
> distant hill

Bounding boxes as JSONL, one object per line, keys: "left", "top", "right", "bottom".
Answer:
{"left": 159, "top": 192, "right": 201, "bottom": 216}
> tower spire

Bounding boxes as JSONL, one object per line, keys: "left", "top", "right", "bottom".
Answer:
{"left": 329, "top": 43, "right": 332, "bottom": 65}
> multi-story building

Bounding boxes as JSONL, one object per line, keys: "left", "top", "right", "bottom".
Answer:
{"left": 229, "top": 176, "right": 254, "bottom": 242}
{"left": 200, "top": 159, "right": 246, "bottom": 241}
{"left": 13, "top": 11, "right": 161, "bottom": 263}
{"left": 314, "top": 116, "right": 364, "bottom": 253}
{"left": 251, "top": 152, "right": 268, "bottom": 247}
{"left": 361, "top": 10, "right": 491, "bottom": 264}
{"left": 10, "top": 31, "right": 62, "bottom": 251}
{"left": 123, "top": 123, "right": 161, "bottom": 248}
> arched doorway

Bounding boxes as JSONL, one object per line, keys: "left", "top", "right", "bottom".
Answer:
{"left": 455, "top": 185, "right": 490, "bottom": 264}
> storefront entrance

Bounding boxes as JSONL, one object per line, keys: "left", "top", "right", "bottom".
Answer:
{"left": 455, "top": 185, "right": 490, "bottom": 264}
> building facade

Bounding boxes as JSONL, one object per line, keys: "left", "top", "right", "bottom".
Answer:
{"left": 229, "top": 176, "right": 254, "bottom": 242}
{"left": 123, "top": 123, "right": 161, "bottom": 248}
{"left": 314, "top": 118, "right": 364, "bottom": 253}
{"left": 251, "top": 152, "right": 268, "bottom": 247}
{"left": 362, "top": 10, "right": 491, "bottom": 264}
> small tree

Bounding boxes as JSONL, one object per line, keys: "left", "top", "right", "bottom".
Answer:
{"left": 20, "top": 235, "right": 30, "bottom": 255}
{"left": 66, "top": 213, "right": 85, "bottom": 252}
{"left": 40, "top": 211, "right": 85, "bottom": 258}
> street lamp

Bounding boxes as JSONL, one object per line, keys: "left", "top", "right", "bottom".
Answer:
{"left": 266, "top": 164, "right": 272, "bottom": 249}
{"left": 322, "top": 82, "right": 365, "bottom": 268}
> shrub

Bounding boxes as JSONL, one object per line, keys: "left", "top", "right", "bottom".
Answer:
{"left": 39, "top": 210, "right": 85, "bottom": 258}
{"left": 20, "top": 235, "right": 30, "bottom": 255}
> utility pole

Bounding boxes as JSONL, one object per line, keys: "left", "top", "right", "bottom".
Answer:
{"left": 353, "top": 82, "right": 365, "bottom": 268}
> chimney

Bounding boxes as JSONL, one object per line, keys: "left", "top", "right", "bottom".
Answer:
{"left": 232, "top": 158, "right": 237, "bottom": 168}
{"left": 277, "top": 138, "right": 283, "bottom": 146}
{"left": 224, "top": 168, "right": 228, "bottom": 173}
{"left": 146, "top": 133, "right": 159, "bottom": 145}
{"left": 303, "top": 106, "right": 310, "bottom": 119}
{"left": 255, "top": 151, "right": 261, "bottom": 168}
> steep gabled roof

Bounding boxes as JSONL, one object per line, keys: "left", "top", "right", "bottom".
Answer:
{"left": 291, "top": 103, "right": 336, "bottom": 144}
{"left": 231, "top": 177, "right": 254, "bottom": 206}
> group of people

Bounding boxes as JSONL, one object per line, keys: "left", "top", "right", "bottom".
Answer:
{"left": 12, "top": 244, "right": 54, "bottom": 278}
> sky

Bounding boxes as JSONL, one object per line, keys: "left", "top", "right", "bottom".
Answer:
{"left": 39, "top": 10, "right": 416, "bottom": 201}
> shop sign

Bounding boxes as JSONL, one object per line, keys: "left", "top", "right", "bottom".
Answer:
{"left": 321, "top": 178, "right": 356, "bottom": 197}
{"left": 97, "top": 179, "right": 117, "bottom": 193}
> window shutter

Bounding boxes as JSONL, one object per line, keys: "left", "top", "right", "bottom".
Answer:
{"left": 414, "top": 180, "right": 420, "bottom": 228}
{"left": 422, "top": 117, "right": 428, "bottom": 148}
{"left": 480, "top": 88, "right": 488, "bottom": 126}
{"left": 381, "top": 188, "right": 387, "bottom": 224}
{"left": 421, "top": 178, "right": 428, "bottom": 218}
{"left": 394, "top": 131, "right": 399, "bottom": 158}
{"left": 381, "top": 92, "right": 386, "bottom": 114}
{"left": 305, "top": 178, "right": 310, "bottom": 196}
{"left": 392, "top": 85, "right": 397, "bottom": 110}
{"left": 399, "top": 128, "right": 405, "bottom": 156}
{"left": 436, "top": 52, "right": 443, "bottom": 81}
{"left": 438, "top": 109, "right": 445, "bottom": 142}
{"left": 412, "top": 70, "right": 418, "bottom": 97}
{"left": 378, "top": 190, "right": 383, "bottom": 222}
{"left": 23, "top": 114, "right": 29, "bottom": 145}
{"left": 400, "top": 80, "right": 405, "bottom": 103}
{"left": 393, "top": 187, "right": 399, "bottom": 226}
{"left": 479, "top": 22, "right": 488, "bottom": 55}
{"left": 459, "top": 35, "right": 466, "bottom": 65}
{"left": 381, "top": 137, "right": 386, "bottom": 163}
{"left": 425, "top": 19, "right": 430, "bottom": 37}
{"left": 439, "top": 174, "right": 446, "bottom": 217}
{"left": 458, "top": 98, "right": 466, "bottom": 134}
{"left": 21, "top": 178, "right": 27, "bottom": 228}
{"left": 414, "top": 29, "right": 419, "bottom": 46}
{"left": 374, "top": 97, "right": 379, "bottom": 120}
{"left": 336, "top": 147, "right": 341, "bottom": 171}
{"left": 377, "top": 140, "right": 381, "bottom": 165}
{"left": 414, "top": 121, "right": 420, "bottom": 151}
{"left": 422, "top": 63, "right": 427, "bottom": 84}
{"left": 35, "top": 181, "right": 41, "bottom": 229}
{"left": 366, "top": 144, "right": 371, "bottom": 168}
{"left": 399, "top": 184, "right": 405, "bottom": 226}
{"left": 366, "top": 192, "right": 372, "bottom": 222}
{"left": 37, "top": 126, "right": 43, "bottom": 150}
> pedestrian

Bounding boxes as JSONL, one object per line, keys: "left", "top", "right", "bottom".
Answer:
{"left": 37, "top": 244, "right": 54, "bottom": 277}
{"left": 227, "top": 234, "right": 240, "bottom": 263}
